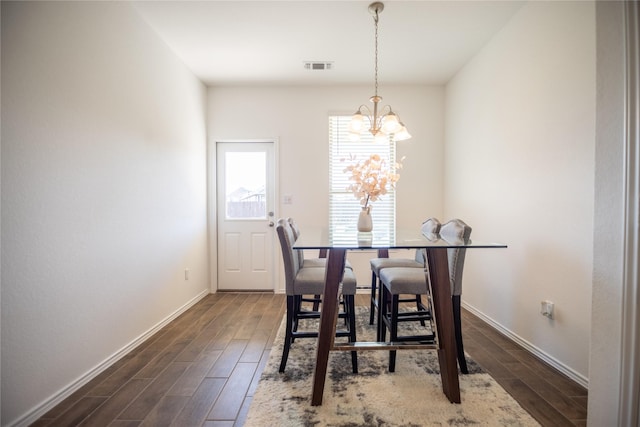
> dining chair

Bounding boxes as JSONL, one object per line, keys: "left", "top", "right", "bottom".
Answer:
{"left": 287, "top": 217, "right": 353, "bottom": 311}
{"left": 276, "top": 219, "right": 358, "bottom": 373}
{"left": 378, "top": 218, "right": 472, "bottom": 373}
{"left": 368, "top": 218, "right": 441, "bottom": 327}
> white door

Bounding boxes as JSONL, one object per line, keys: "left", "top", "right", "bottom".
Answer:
{"left": 216, "top": 142, "right": 276, "bottom": 291}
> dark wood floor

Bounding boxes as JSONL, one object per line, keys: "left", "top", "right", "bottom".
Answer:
{"left": 33, "top": 292, "right": 587, "bottom": 426}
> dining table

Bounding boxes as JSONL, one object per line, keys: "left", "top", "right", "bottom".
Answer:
{"left": 293, "top": 224, "right": 507, "bottom": 406}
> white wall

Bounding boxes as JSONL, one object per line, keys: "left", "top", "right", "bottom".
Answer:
{"left": 444, "top": 1, "right": 595, "bottom": 383}
{"left": 208, "top": 85, "right": 444, "bottom": 288}
{"left": 1, "top": 2, "right": 209, "bottom": 425}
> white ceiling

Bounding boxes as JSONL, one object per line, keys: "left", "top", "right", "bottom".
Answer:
{"left": 133, "top": 1, "right": 525, "bottom": 86}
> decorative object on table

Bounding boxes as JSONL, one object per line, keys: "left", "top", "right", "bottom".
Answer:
{"left": 348, "top": 2, "right": 411, "bottom": 143}
{"left": 344, "top": 153, "right": 403, "bottom": 232}
{"left": 244, "top": 307, "right": 540, "bottom": 427}
{"left": 357, "top": 206, "right": 373, "bottom": 232}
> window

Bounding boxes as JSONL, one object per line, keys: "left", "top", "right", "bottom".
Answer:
{"left": 224, "top": 151, "right": 266, "bottom": 219}
{"left": 329, "top": 115, "right": 398, "bottom": 240}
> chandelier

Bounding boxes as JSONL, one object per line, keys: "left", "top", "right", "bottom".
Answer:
{"left": 349, "top": 2, "right": 411, "bottom": 143}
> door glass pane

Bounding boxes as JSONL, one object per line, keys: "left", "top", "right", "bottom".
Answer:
{"left": 225, "top": 152, "right": 266, "bottom": 219}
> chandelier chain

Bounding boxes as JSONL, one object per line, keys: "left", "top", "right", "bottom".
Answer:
{"left": 374, "top": 9, "right": 379, "bottom": 97}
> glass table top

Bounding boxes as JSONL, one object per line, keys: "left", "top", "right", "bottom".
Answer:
{"left": 293, "top": 226, "right": 507, "bottom": 250}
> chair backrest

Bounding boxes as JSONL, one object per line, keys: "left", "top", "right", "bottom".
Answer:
{"left": 421, "top": 217, "right": 442, "bottom": 237}
{"left": 287, "top": 217, "right": 301, "bottom": 240}
{"left": 440, "top": 219, "right": 472, "bottom": 296}
{"left": 276, "top": 218, "right": 301, "bottom": 295}
{"left": 286, "top": 217, "right": 305, "bottom": 267}
{"left": 416, "top": 217, "right": 441, "bottom": 264}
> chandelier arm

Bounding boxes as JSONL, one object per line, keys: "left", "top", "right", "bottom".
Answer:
{"left": 379, "top": 105, "right": 392, "bottom": 116}
{"left": 361, "top": 108, "right": 375, "bottom": 130}
{"left": 358, "top": 103, "right": 393, "bottom": 135}
{"left": 382, "top": 106, "right": 394, "bottom": 129}
{"left": 358, "top": 105, "right": 373, "bottom": 117}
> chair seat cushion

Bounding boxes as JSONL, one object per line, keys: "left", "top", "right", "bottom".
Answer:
{"left": 379, "top": 267, "right": 429, "bottom": 295}
{"left": 370, "top": 258, "right": 422, "bottom": 276}
{"left": 294, "top": 266, "right": 357, "bottom": 295}
{"left": 302, "top": 258, "right": 353, "bottom": 270}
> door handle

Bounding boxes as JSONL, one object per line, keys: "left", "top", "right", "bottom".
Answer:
{"left": 268, "top": 221, "right": 275, "bottom": 227}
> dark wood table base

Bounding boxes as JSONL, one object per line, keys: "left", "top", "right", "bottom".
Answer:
{"left": 311, "top": 247, "right": 461, "bottom": 406}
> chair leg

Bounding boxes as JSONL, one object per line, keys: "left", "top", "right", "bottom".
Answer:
{"left": 452, "top": 295, "right": 468, "bottom": 374}
{"left": 292, "top": 295, "right": 302, "bottom": 343}
{"left": 415, "top": 294, "right": 426, "bottom": 326}
{"left": 378, "top": 284, "right": 388, "bottom": 342}
{"left": 389, "top": 294, "right": 399, "bottom": 372}
{"left": 279, "top": 295, "right": 296, "bottom": 372}
{"left": 369, "top": 272, "right": 377, "bottom": 325}
{"left": 346, "top": 294, "right": 358, "bottom": 373}
{"left": 341, "top": 295, "right": 348, "bottom": 325}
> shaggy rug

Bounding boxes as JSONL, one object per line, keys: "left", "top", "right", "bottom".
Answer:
{"left": 244, "top": 306, "right": 540, "bottom": 427}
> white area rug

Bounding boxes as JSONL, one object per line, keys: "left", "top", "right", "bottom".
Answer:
{"left": 245, "top": 307, "right": 540, "bottom": 426}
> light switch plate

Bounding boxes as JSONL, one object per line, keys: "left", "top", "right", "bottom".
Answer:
{"left": 540, "top": 300, "right": 554, "bottom": 319}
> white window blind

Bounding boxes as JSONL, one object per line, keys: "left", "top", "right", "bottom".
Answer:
{"left": 329, "top": 116, "right": 397, "bottom": 241}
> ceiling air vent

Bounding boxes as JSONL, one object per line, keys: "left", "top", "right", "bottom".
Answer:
{"left": 304, "top": 62, "right": 333, "bottom": 71}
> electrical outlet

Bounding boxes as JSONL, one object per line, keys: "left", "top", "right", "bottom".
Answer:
{"left": 283, "top": 194, "right": 293, "bottom": 204}
{"left": 540, "top": 300, "right": 554, "bottom": 319}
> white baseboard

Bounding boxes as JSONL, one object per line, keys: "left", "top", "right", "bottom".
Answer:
{"left": 10, "top": 289, "right": 210, "bottom": 427}
{"left": 462, "top": 302, "right": 589, "bottom": 389}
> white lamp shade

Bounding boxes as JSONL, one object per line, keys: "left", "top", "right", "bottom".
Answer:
{"left": 349, "top": 113, "right": 365, "bottom": 133}
{"left": 394, "top": 123, "right": 412, "bottom": 141}
{"left": 374, "top": 131, "right": 389, "bottom": 144}
{"left": 381, "top": 112, "right": 401, "bottom": 134}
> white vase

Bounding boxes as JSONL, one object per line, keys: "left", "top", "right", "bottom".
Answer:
{"left": 357, "top": 206, "right": 373, "bottom": 232}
